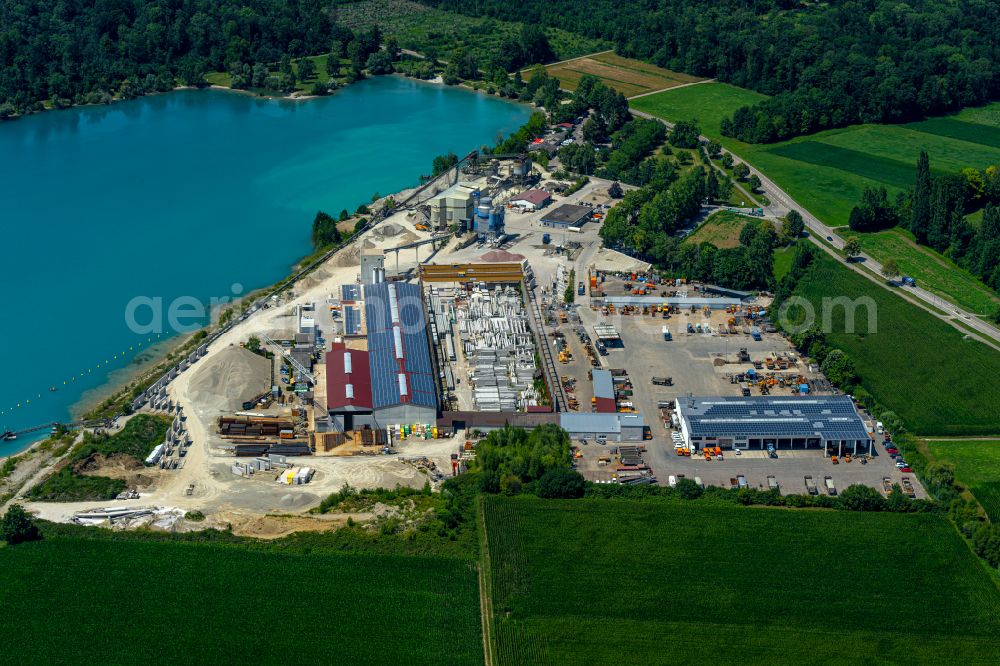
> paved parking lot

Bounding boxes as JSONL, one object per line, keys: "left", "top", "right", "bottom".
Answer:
{"left": 577, "top": 444, "right": 925, "bottom": 499}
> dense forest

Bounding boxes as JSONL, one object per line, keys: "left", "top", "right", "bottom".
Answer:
{"left": 6, "top": 0, "right": 997, "bottom": 137}
{"left": 424, "top": 0, "right": 1000, "bottom": 143}
{"left": 0, "top": 0, "right": 354, "bottom": 113}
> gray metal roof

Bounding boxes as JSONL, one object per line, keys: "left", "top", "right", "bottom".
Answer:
{"left": 592, "top": 369, "right": 615, "bottom": 400}
{"left": 541, "top": 204, "right": 591, "bottom": 225}
{"left": 341, "top": 284, "right": 360, "bottom": 300}
{"left": 559, "top": 413, "right": 622, "bottom": 434}
{"left": 677, "top": 396, "right": 870, "bottom": 442}
{"left": 619, "top": 413, "right": 645, "bottom": 429}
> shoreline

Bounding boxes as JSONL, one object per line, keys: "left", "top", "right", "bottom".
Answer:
{"left": 2, "top": 68, "right": 527, "bottom": 123}
{"left": 0, "top": 75, "right": 534, "bottom": 459}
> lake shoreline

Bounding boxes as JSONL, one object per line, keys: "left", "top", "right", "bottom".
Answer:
{"left": 1, "top": 70, "right": 522, "bottom": 123}
{"left": 0, "top": 77, "right": 534, "bottom": 459}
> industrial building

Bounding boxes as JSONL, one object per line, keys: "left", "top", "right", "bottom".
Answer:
{"left": 428, "top": 182, "right": 479, "bottom": 227}
{"left": 435, "top": 411, "right": 646, "bottom": 442}
{"left": 541, "top": 204, "right": 592, "bottom": 229}
{"left": 325, "top": 281, "right": 438, "bottom": 430}
{"left": 426, "top": 182, "right": 506, "bottom": 239}
{"left": 591, "top": 369, "right": 616, "bottom": 413}
{"left": 360, "top": 249, "right": 386, "bottom": 285}
{"left": 510, "top": 189, "right": 551, "bottom": 211}
{"left": 674, "top": 395, "right": 873, "bottom": 456}
{"left": 560, "top": 413, "right": 646, "bottom": 442}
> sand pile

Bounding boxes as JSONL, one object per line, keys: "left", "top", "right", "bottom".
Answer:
{"left": 187, "top": 345, "right": 271, "bottom": 412}
{"left": 480, "top": 249, "right": 525, "bottom": 262}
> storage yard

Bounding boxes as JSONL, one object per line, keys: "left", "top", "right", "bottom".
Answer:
{"left": 429, "top": 283, "right": 543, "bottom": 412}
{"left": 16, "top": 137, "right": 923, "bottom": 525}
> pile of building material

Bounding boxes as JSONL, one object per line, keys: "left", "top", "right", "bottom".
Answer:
{"left": 218, "top": 416, "right": 295, "bottom": 439}
{"left": 453, "top": 285, "right": 540, "bottom": 411}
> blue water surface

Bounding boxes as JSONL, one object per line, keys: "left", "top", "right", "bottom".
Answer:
{"left": 0, "top": 77, "right": 530, "bottom": 455}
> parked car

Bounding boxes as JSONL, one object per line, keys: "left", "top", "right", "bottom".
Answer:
{"left": 900, "top": 467, "right": 912, "bottom": 473}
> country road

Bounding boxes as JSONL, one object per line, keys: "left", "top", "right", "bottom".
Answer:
{"left": 630, "top": 108, "right": 1000, "bottom": 347}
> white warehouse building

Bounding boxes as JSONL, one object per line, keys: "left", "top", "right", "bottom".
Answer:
{"left": 675, "top": 395, "right": 873, "bottom": 457}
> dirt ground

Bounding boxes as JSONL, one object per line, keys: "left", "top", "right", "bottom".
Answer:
{"left": 76, "top": 453, "right": 163, "bottom": 488}
{"left": 207, "top": 512, "right": 358, "bottom": 539}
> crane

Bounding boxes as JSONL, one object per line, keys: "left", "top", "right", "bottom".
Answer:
{"left": 258, "top": 332, "right": 315, "bottom": 384}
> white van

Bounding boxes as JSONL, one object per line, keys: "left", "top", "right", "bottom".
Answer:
{"left": 876, "top": 421, "right": 884, "bottom": 434}
{"left": 668, "top": 475, "right": 677, "bottom": 487}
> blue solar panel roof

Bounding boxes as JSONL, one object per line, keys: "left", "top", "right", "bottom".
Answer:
{"left": 341, "top": 284, "right": 360, "bottom": 300}
{"left": 344, "top": 306, "right": 362, "bottom": 335}
{"left": 678, "top": 396, "right": 870, "bottom": 441}
{"left": 363, "top": 282, "right": 437, "bottom": 410}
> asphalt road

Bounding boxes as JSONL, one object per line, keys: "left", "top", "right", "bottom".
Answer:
{"left": 630, "top": 109, "right": 1000, "bottom": 347}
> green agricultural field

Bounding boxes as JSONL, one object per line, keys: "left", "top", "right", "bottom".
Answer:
{"left": 634, "top": 87, "right": 1000, "bottom": 315}
{"left": 788, "top": 251, "right": 1000, "bottom": 435}
{"left": 685, "top": 210, "right": 751, "bottom": 248}
{"left": 927, "top": 439, "right": 1000, "bottom": 521}
{"left": 336, "top": 0, "right": 608, "bottom": 65}
{"left": 482, "top": 496, "right": 1000, "bottom": 665}
{"left": 855, "top": 228, "right": 1000, "bottom": 315}
{"left": 633, "top": 89, "right": 1000, "bottom": 228}
{"left": 630, "top": 82, "right": 768, "bottom": 139}
{"left": 0, "top": 537, "right": 482, "bottom": 664}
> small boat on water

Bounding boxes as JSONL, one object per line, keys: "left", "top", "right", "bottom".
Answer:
{"left": 2, "top": 430, "right": 16, "bottom": 442}
{"left": 49, "top": 386, "right": 58, "bottom": 392}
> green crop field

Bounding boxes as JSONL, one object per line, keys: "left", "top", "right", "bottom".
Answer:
{"left": 788, "top": 251, "right": 1000, "bottom": 435}
{"left": 685, "top": 210, "right": 751, "bottom": 248}
{"left": 630, "top": 82, "right": 768, "bottom": 138}
{"left": 767, "top": 141, "right": 920, "bottom": 190}
{"left": 632, "top": 88, "right": 1000, "bottom": 228}
{"left": 481, "top": 496, "right": 1000, "bottom": 665}
{"left": 856, "top": 228, "right": 1000, "bottom": 315}
{"left": 858, "top": 229, "right": 1000, "bottom": 313}
{"left": 927, "top": 439, "right": 1000, "bottom": 521}
{"left": 0, "top": 537, "right": 483, "bottom": 664}
{"left": 634, "top": 88, "right": 1000, "bottom": 316}
{"left": 903, "top": 117, "right": 1000, "bottom": 150}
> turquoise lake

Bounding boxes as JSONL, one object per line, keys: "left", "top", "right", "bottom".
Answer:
{"left": 0, "top": 76, "right": 531, "bottom": 456}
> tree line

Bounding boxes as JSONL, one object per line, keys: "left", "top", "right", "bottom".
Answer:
{"left": 847, "top": 151, "right": 1000, "bottom": 314}
{"left": 0, "top": 0, "right": 372, "bottom": 115}
{"left": 422, "top": 0, "right": 1000, "bottom": 143}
